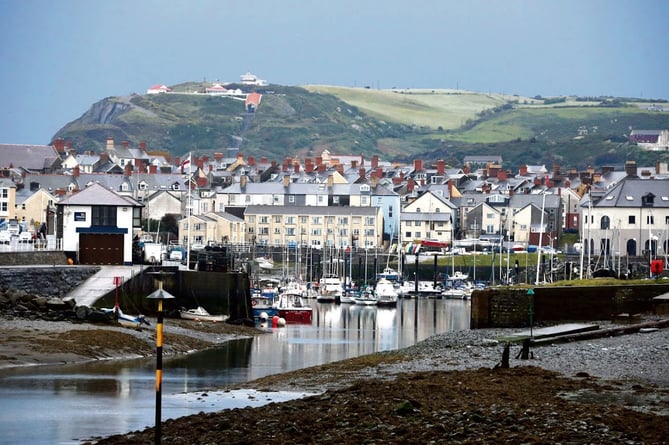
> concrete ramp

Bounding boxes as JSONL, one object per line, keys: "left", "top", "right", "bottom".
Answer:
{"left": 64, "top": 265, "right": 145, "bottom": 307}
{"left": 509, "top": 323, "right": 600, "bottom": 340}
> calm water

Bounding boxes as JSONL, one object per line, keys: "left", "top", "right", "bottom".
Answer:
{"left": 0, "top": 298, "right": 470, "bottom": 445}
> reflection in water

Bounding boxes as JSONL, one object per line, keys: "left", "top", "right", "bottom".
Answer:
{"left": 0, "top": 299, "right": 469, "bottom": 445}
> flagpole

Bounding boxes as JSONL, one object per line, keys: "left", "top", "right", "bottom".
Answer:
{"left": 184, "top": 152, "right": 192, "bottom": 269}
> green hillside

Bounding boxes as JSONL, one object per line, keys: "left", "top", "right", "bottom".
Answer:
{"left": 54, "top": 83, "right": 669, "bottom": 170}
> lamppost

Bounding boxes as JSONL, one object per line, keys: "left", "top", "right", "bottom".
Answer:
{"left": 535, "top": 192, "right": 546, "bottom": 285}
{"left": 146, "top": 271, "right": 175, "bottom": 445}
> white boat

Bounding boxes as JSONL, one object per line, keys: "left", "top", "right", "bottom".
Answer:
{"left": 442, "top": 271, "right": 473, "bottom": 300}
{"left": 316, "top": 274, "right": 343, "bottom": 303}
{"left": 254, "top": 256, "right": 274, "bottom": 271}
{"left": 376, "top": 267, "right": 399, "bottom": 281}
{"left": 179, "top": 306, "right": 229, "bottom": 322}
{"left": 374, "top": 278, "right": 398, "bottom": 307}
{"left": 354, "top": 287, "right": 378, "bottom": 306}
{"left": 339, "top": 288, "right": 358, "bottom": 304}
{"left": 102, "top": 306, "right": 150, "bottom": 329}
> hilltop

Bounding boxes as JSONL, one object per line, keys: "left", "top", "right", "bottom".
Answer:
{"left": 54, "top": 83, "right": 669, "bottom": 169}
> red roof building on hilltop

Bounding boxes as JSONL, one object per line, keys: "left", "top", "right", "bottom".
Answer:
{"left": 146, "top": 84, "right": 171, "bottom": 94}
{"left": 245, "top": 92, "right": 262, "bottom": 112}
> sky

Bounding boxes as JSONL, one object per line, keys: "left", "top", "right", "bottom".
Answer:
{"left": 1, "top": 0, "right": 668, "bottom": 145}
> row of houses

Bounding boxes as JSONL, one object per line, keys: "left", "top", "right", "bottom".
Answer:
{"left": 1, "top": 139, "right": 668, "bottom": 265}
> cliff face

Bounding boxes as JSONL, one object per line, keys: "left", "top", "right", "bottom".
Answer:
{"left": 80, "top": 97, "right": 134, "bottom": 125}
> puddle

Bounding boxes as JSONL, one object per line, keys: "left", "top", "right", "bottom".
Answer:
{"left": 560, "top": 388, "right": 669, "bottom": 416}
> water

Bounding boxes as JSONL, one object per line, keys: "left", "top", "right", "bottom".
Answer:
{"left": 0, "top": 298, "right": 470, "bottom": 444}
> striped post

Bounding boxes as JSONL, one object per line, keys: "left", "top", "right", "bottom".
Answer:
{"left": 146, "top": 272, "right": 175, "bottom": 445}
{"left": 155, "top": 298, "right": 164, "bottom": 444}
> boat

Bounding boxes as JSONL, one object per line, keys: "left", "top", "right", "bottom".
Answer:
{"left": 251, "top": 287, "right": 279, "bottom": 321}
{"left": 376, "top": 266, "right": 399, "bottom": 282}
{"left": 374, "top": 278, "right": 398, "bottom": 307}
{"left": 254, "top": 256, "right": 274, "bottom": 271}
{"left": 102, "top": 306, "right": 150, "bottom": 329}
{"left": 179, "top": 306, "right": 228, "bottom": 322}
{"left": 275, "top": 285, "right": 313, "bottom": 324}
{"left": 441, "top": 271, "right": 473, "bottom": 300}
{"left": 354, "top": 287, "right": 378, "bottom": 306}
{"left": 340, "top": 287, "right": 358, "bottom": 304}
{"left": 316, "top": 274, "right": 343, "bottom": 303}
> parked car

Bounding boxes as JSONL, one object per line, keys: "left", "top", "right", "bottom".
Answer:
{"left": 18, "top": 231, "right": 34, "bottom": 243}
{"left": 169, "top": 249, "right": 184, "bottom": 261}
{"left": 0, "top": 231, "right": 10, "bottom": 244}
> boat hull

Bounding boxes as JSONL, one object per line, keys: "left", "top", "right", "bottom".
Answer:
{"left": 277, "top": 309, "right": 313, "bottom": 324}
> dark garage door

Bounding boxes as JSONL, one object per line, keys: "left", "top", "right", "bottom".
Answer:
{"left": 79, "top": 234, "right": 124, "bottom": 265}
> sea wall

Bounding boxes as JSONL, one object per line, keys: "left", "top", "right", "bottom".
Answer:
{"left": 0, "top": 266, "right": 100, "bottom": 298}
{"left": 0, "top": 251, "right": 69, "bottom": 266}
{"left": 471, "top": 283, "right": 669, "bottom": 328}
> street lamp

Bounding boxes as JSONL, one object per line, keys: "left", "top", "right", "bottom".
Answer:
{"left": 146, "top": 271, "right": 176, "bottom": 445}
{"left": 535, "top": 192, "right": 546, "bottom": 285}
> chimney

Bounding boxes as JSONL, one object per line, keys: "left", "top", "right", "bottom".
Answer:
{"left": 371, "top": 175, "right": 378, "bottom": 188}
{"left": 124, "top": 163, "right": 132, "bottom": 176}
{"left": 625, "top": 160, "right": 637, "bottom": 177}
{"left": 139, "top": 141, "right": 146, "bottom": 150}
{"left": 509, "top": 188, "right": 514, "bottom": 196}
{"left": 106, "top": 137, "right": 114, "bottom": 150}
{"left": 53, "top": 138, "right": 65, "bottom": 152}
{"left": 351, "top": 160, "right": 358, "bottom": 168}
{"left": 413, "top": 159, "right": 423, "bottom": 171}
{"left": 271, "top": 160, "right": 277, "bottom": 168}
{"left": 519, "top": 165, "right": 528, "bottom": 176}
{"left": 318, "top": 164, "right": 326, "bottom": 173}
{"left": 327, "top": 174, "right": 334, "bottom": 188}
{"left": 448, "top": 179, "right": 454, "bottom": 196}
{"left": 282, "top": 162, "right": 288, "bottom": 172}
{"left": 374, "top": 167, "right": 381, "bottom": 179}
{"left": 73, "top": 165, "right": 80, "bottom": 177}
{"left": 463, "top": 165, "right": 470, "bottom": 174}
{"left": 316, "top": 156, "right": 323, "bottom": 166}
{"left": 149, "top": 165, "right": 157, "bottom": 174}
{"left": 392, "top": 177, "right": 401, "bottom": 186}
{"left": 121, "top": 141, "right": 129, "bottom": 148}
{"left": 488, "top": 165, "right": 499, "bottom": 178}
{"left": 214, "top": 152, "right": 224, "bottom": 161}
{"left": 294, "top": 163, "right": 300, "bottom": 173}
{"left": 202, "top": 155, "right": 210, "bottom": 164}
{"left": 359, "top": 167, "right": 366, "bottom": 180}
{"left": 237, "top": 152, "right": 244, "bottom": 159}
{"left": 437, "top": 159, "right": 445, "bottom": 175}
{"left": 498, "top": 170, "right": 507, "bottom": 180}
{"left": 100, "top": 152, "right": 109, "bottom": 162}
{"left": 565, "top": 179, "right": 571, "bottom": 188}
{"left": 240, "top": 175, "right": 247, "bottom": 189}
{"left": 534, "top": 177, "right": 541, "bottom": 186}
{"left": 283, "top": 174, "right": 291, "bottom": 188}
{"left": 336, "top": 164, "right": 344, "bottom": 175}
{"left": 306, "top": 161, "right": 314, "bottom": 173}
{"left": 261, "top": 157, "right": 268, "bottom": 164}
{"left": 371, "top": 155, "right": 379, "bottom": 168}
{"left": 408, "top": 178, "right": 415, "bottom": 192}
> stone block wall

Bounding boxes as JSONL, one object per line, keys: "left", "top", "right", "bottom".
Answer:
{"left": 0, "top": 266, "right": 100, "bottom": 298}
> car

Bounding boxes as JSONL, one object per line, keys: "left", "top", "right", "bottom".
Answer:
{"left": 169, "top": 249, "right": 184, "bottom": 261}
{"left": 0, "top": 231, "right": 10, "bottom": 244}
{"left": 18, "top": 231, "right": 34, "bottom": 243}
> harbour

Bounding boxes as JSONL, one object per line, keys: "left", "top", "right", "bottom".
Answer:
{"left": 0, "top": 298, "right": 470, "bottom": 445}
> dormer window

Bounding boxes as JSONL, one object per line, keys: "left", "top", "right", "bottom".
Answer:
{"left": 641, "top": 193, "right": 655, "bottom": 207}
{"left": 360, "top": 184, "right": 370, "bottom": 192}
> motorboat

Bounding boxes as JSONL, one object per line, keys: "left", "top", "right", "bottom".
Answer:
{"left": 354, "top": 287, "right": 378, "bottom": 306}
{"left": 179, "top": 306, "right": 228, "bottom": 322}
{"left": 251, "top": 287, "right": 279, "bottom": 321}
{"left": 316, "top": 274, "right": 343, "bottom": 303}
{"left": 374, "top": 278, "right": 398, "bottom": 307}
{"left": 102, "top": 306, "right": 150, "bottom": 329}
{"left": 275, "top": 285, "right": 313, "bottom": 324}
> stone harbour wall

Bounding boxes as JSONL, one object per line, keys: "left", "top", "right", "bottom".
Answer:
{"left": 0, "top": 266, "right": 99, "bottom": 298}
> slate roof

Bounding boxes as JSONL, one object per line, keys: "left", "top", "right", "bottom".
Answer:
{"left": 58, "top": 182, "right": 142, "bottom": 207}
{"left": 244, "top": 205, "right": 379, "bottom": 216}
{"left": 0, "top": 144, "right": 61, "bottom": 172}
{"left": 592, "top": 178, "right": 669, "bottom": 208}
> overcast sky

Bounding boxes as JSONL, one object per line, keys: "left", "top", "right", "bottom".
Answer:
{"left": 1, "top": 0, "right": 668, "bottom": 145}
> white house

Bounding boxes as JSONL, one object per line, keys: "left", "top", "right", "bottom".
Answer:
{"left": 56, "top": 183, "right": 142, "bottom": 265}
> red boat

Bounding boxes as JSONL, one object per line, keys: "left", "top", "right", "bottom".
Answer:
{"left": 275, "top": 283, "right": 313, "bottom": 324}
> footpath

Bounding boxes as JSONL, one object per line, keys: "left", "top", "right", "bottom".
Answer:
{"left": 64, "top": 265, "right": 146, "bottom": 306}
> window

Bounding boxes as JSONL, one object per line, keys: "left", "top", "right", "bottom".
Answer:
{"left": 300, "top": 216, "right": 308, "bottom": 224}
{"left": 312, "top": 216, "right": 322, "bottom": 224}
{"left": 274, "top": 215, "right": 282, "bottom": 223}
{"left": 274, "top": 227, "right": 281, "bottom": 234}
{"left": 405, "top": 231, "right": 411, "bottom": 238}
{"left": 365, "top": 217, "right": 375, "bottom": 225}
{"left": 286, "top": 227, "right": 295, "bottom": 236}
{"left": 91, "top": 206, "right": 117, "bottom": 226}
{"left": 406, "top": 221, "right": 412, "bottom": 227}
{"left": 628, "top": 215, "right": 635, "bottom": 224}
{"left": 389, "top": 206, "right": 393, "bottom": 217}
{"left": 288, "top": 195, "right": 295, "bottom": 203}
{"left": 647, "top": 215, "right": 654, "bottom": 225}
{"left": 338, "top": 217, "right": 348, "bottom": 225}
{"left": 333, "top": 196, "right": 340, "bottom": 204}
{"left": 364, "top": 229, "right": 374, "bottom": 236}
{"left": 318, "top": 195, "right": 324, "bottom": 203}
{"left": 361, "top": 196, "right": 369, "bottom": 205}
{"left": 414, "top": 232, "right": 421, "bottom": 238}
{"left": 600, "top": 216, "right": 610, "bottom": 230}
{"left": 248, "top": 215, "right": 255, "bottom": 223}
{"left": 273, "top": 195, "right": 280, "bottom": 204}
{"left": 259, "top": 227, "right": 269, "bottom": 235}
{"left": 245, "top": 195, "right": 251, "bottom": 203}
{"left": 259, "top": 216, "right": 269, "bottom": 224}
{"left": 312, "top": 228, "right": 322, "bottom": 236}
{"left": 286, "top": 216, "right": 295, "bottom": 225}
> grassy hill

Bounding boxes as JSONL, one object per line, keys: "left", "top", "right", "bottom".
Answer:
{"left": 54, "top": 83, "right": 669, "bottom": 170}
